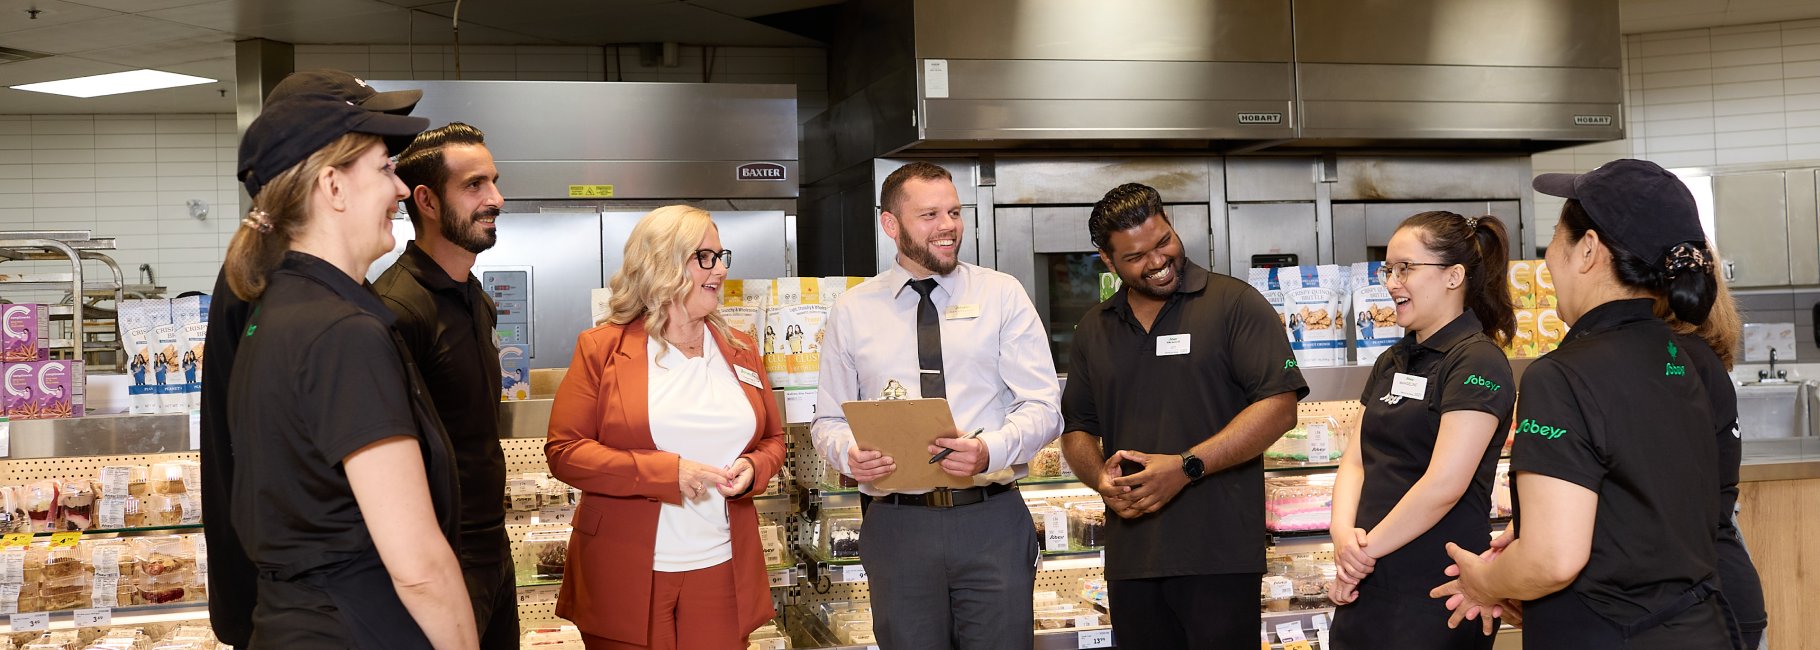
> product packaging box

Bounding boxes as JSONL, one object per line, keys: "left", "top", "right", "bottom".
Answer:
{"left": 1533, "top": 260, "right": 1556, "bottom": 309}
{"left": 1509, "top": 309, "right": 1540, "bottom": 359}
{"left": 151, "top": 323, "right": 187, "bottom": 414}
{"left": 1, "top": 304, "right": 49, "bottom": 362}
{"left": 1349, "top": 262, "right": 1403, "bottom": 365}
{"left": 766, "top": 278, "right": 830, "bottom": 388}
{"left": 718, "top": 279, "right": 770, "bottom": 352}
{"left": 117, "top": 299, "right": 170, "bottom": 415}
{"left": 1536, "top": 308, "right": 1567, "bottom": 354}
{"left": 1508, "top": 260, "right": 1536, "bottom": 309}
{"left": 500, "top": 345, "right": 531, "bottom": 401}
{"left": 171, "top": 296, "right": 208, "bottom": 410}
{"left": 1282, "top": 265, "right": 1350, "bottom": 368}
{"left": 2, "top": 359, "right": 84, "bottom": 419}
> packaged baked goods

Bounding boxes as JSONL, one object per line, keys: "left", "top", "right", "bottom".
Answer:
{"left": 1264, "top": 476, "right": 1334, "bottom": 532}
{"left": 22, "top": 481, "right": 59, "bottom": 533}
{"left": 1262, "top": 575, "right": 1293, "bottom": 612}
{"left": 38, "top": 572, "right": 89, "bottom": 610}
{"left": 0, "top": 486, "right": 29, "bottom": 534}
{"left": 506, "top": 477, "right": 539, "bottom": 512}
{"left": 148, "top": 463, "right": 186, "bottom": 496}
{"left": 1067, "top": 501, "right": 1106, "bottom": 550}
{"left": 823, "top": 515, "right": 861, "bottom": 559}
{"left": 57, "top": 480, "right": 96, "bottom": 531}
{"left": 758, "top": 524, "right": 789, "bottom": 567}
{"left": 1028, "top": 504, "right": 1068, "bottom": 552}
{"left": 1266, "top": 415, "right": 1344, "bottom": 465}
{"left": 1030, "top": 444, "right": 1065, "bottom": 478}
{"left": 520, "top": 529, "right": 569, "bottom": 581}
{"left": 132, "top": 537, "right": 195, "bottom": 595}
{"left": 98, "top": 465, "right": 149, "bottom": 499}
{"left": 96, "top": 495, "right": 144, "bottom": 530}
{"left": 141, "top": 494, "right": 183, "bottom": 527}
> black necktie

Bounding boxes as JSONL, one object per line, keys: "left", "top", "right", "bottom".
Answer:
{"left": 908, "top": 278, "right": 945, "bottom": 399}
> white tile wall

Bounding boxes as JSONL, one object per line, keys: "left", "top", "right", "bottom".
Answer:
{"left": 1530, "top": 17, "right": 1820, "bottom": 251}
{"left": 0, "top": 114, "right": 241, "bottom": 298}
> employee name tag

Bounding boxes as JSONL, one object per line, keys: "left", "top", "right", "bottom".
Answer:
{"left": 944, "top": 304, "right": 981, "bottom": 320}
{"left": 735, "top": 365, "right": 763, "bottom": 388}
{"left": 1391, "top": 373, "right": 1428, "bottom": 400}
{"left": 1156, "top": 334, "right": 1192, "bottom": 356}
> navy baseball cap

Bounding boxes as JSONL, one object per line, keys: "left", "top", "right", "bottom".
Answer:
{"left": 1533, "top": 159, "right": 1706, "bottom": 265}
{"left": 267, "top": 69, "right": 420, "bottom": 115}
{"left": 237, "top": 92, "right": 429, "bottom": 198}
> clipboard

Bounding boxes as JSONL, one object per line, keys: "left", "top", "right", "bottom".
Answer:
{"left": 843, "top": 398, "right": 974, "bottom": 491}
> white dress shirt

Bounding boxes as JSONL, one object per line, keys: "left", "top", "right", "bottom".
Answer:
{"left": 647, "top": 324, "right": 757, "bottom": 572}
{"left": 812, "top": 260, "right": 1063, "bottom": 496}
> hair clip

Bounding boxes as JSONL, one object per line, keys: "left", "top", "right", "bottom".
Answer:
{"left": 1663, "top": 242, "right": 1711, "bottom": 277}
{"left": 241, "top": 209, "right": 273, "bottom": 234}
{"left": 1463, "top": 215, "right": 1481, "bottom": 230}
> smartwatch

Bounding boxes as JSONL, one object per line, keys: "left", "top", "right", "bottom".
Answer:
{"left": 1181, "top": 452, "right": 1205, "bottom": 481}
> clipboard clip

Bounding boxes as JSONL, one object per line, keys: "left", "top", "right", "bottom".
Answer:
{"left": 879, "top": 379, "right": 908, "bottom": 400}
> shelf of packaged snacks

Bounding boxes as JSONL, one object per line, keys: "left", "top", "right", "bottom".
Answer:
{"left": 8, "top": 600, "right": 210, "bottom": 634}
{"left": 4, "top": 413, "right": 193, "bottom": 459}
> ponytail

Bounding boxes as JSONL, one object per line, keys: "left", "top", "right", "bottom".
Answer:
{"left": 223, "top": 132, "right": 383, "bottom": 301}
{"left": 1560, "top": 199, "right": 1719, "bottom": 326}
{"left": 1398, "top": 211, "right": 1516, "bottom": 346}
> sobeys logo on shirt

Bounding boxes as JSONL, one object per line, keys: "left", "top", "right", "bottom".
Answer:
{"left": 1463, "top": 374, "right": 1502, "bottom": 391}
{"left": 1284, "top": 358, "right": 1298, "bottom": 370}
{"left": 1516, "top": 418, "right": 1568, "bottom": 440}
{"left": 1665, "top": 340, "right": 1686, "bottom": 376}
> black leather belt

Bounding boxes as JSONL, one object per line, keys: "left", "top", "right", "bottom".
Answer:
{"left": 874, "top": 482, "right": 1015, "bottom": 508}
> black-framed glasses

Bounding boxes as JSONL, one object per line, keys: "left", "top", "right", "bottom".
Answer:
{"left": 1376, "top": 261, "right": 1451, "bottom": 284}
{"left": 693, "top": 249, "right": 733, "bottom": 270}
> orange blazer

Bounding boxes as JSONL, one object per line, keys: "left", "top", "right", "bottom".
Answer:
{"left": 545, "top": 318, "right": 786, "bottom": 645}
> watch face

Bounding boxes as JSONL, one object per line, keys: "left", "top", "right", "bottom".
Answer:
{"left": 1183, "top": 455, "right": 1204, "bottom": 479}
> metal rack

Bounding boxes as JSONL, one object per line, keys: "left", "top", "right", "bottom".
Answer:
{"left": 0, "top": 231, "right": 166, "bottom": 371}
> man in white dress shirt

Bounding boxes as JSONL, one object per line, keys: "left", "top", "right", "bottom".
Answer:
{"left": 813, "top": 161, "right": 1064, "bottom": 649}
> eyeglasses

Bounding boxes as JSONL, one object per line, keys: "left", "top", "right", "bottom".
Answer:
{"left": 693, "top": 249, "right": 733, "bottom": 270}
{"left": 1376, "top": 261, "right": 1451, "bottom": 284}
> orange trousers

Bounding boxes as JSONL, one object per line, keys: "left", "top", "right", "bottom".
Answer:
{"left": 582, "top": 560, "right": 744, "bottom": 650}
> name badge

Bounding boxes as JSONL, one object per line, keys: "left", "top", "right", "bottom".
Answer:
{"left": 735, "top": 365, "right": 763, "bottom": 388}
{"left": 1390, "top": 373, "right": 1428, "bottom": 401}
{"left": 1156, "top": 334, "right": 1191, "bottom": 356}
{"left": 944, "top": 304, "right": 981, "bottom": 320}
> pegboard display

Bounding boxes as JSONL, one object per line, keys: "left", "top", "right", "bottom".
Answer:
{"left": 1298, "top": 399, "right": 1364, "bottom": 439}
{"left": 517, "top": 584, "right": 563, "bottom": 628}
{"left": 503, "top": 437, "right": 551, "bottom": 476}
{"left": 0, "top": 452, "right": 197, "bottom": 483}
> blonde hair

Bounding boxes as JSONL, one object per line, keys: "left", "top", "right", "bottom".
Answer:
{"left": 224, "top": 133, "right": 384, "bottom": 301}
{"left": 604, "top": 205, "right": 747, "bottom": 356}
{"left": 1657, "top": 258, "right": 1741, "bottom": 369}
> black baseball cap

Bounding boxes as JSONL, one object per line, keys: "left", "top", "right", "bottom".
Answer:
{"left": 1533, "top": 159, "right": 1706, "bottom": 265}
{"left": 237, "top": 92, "right": 429, "bottom": 198}
{"left": 266, "top": 69, "right": 421, "bottom": 115}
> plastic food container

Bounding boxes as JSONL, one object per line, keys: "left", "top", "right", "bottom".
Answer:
{"left": 1067, "top": 502, "right": 1106, "bottom": 550}
{"left": 823, "top": 516, "right": 862, "bottom": 559}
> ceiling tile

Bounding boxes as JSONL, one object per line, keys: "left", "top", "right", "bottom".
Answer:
{"left": 76, "top": 33, "right": 235, "bottom": 68}
{"left": 143, "top": 0, "right": 408, "bottom": 31}
{"left": 0, "top": 54, "right": 127, "bottom": 86}
{"left": 0, "top": 14, "right": 222, "bottom": 55}
{"left": 0, "top": 80, "right": 234, "bottom": 114}
{"left": 61, "top": 0, "right": 218, "bottom": 14}
{"left": 0, "top": 0, "right": 119, "bottom": 35}
{"left": 682, "top": 0, "right": 842, "bottom": 20}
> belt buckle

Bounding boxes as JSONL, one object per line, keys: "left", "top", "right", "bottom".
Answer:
{"left": 927, "top": 488, "right": 954, "bottom": 508}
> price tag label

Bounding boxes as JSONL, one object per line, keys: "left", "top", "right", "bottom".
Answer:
{"left": 1276, "top": 621, "right": 1307, "bottom": 643}
{"left": 1306, "top": 423, "right": 1332, "bottom": 463}
{"left": 842, "top": 564, "right": 867, "bottom": 582}
{"left": 1283, "top": 642, "right": 1314, "bottom": 650}
{"left": 768, "top": 569, "right": 792, "bottom": 588}
{"left": 1073, "top": 615, "right": 1099, "bottom": 628}
{"left": 0, "top": 549, "right": 23, "bottom": 583}
{"left": 188, "top": 410, "right": 201, "bottom": 450}
{"left": 8, "top": 611, "right": 46, "bottom": 632}
{"left": 74, "top": 607, "right": 111, "bottom": 628}
{"left": 90, "top": 573, "right": 118, "bottom": 608}
{"left": 195, "top": 536, "right": 209, "bottom": 576}
{"left": 508, "top": 479, "right": 537, "bottom": 496}
{"left": 1077, "top": 628, "right": 1113, "bottom": 649}
{"left": 0, "top": 584, "right": 18, "bottom": 615}
{"left": 538, "top": 507, "right": 574, "bottom": 525}
{"left": 100, "top": 467, "right": 130, "bottom": 498}
{"left": 178, "top": 493, "right": 201, "bottom": 525}
{"left": 1312, "top": 613, "right": 1329, "bottom": 631}
{"left": 1, "top": 534, "right": 30, "bottom": 548}
{"left": 1264, "top": 576, "right": 1294, "bottom": 600}
{"left": 98, "top": 498, "right": 125, "bottom": 530}
{"left": 49, "top": 531, "right": 80, "bottom": 548}
{"left": 181, "top": 463, "right": 202, "bottom": 494}
{"left": 1043, "top": 510, "right": 1069, "bottom": 551}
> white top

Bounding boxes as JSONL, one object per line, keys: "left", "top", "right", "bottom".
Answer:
{"left": 811, "top": 260, "right": 1064, "bottom": 496}
{"left": 648, "top": 324, "right": 758, "bottom": 572}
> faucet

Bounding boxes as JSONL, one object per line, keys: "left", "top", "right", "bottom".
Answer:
{"left": 1759, "top": 348, "right": 1788, "bottom": 383}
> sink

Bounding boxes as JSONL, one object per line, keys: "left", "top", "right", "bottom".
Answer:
{"left": 1736, "top": 381, "right": 1817, "bottom": 440}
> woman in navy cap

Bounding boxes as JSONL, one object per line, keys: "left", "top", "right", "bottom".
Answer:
{"left": 1430, "top": 159, "right": 1740, "bottom": 649}
{"left": 217, "top": 92, "right": 478, "bottom": 649}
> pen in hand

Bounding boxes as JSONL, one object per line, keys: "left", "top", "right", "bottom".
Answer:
{"left": 928, "top": 428, "right": 986, "bottom": 464}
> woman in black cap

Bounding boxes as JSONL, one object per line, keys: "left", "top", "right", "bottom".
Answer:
{"left": 1430, "top": 159, "right": 1737, "bottom": 649}
{"left": 219, "top": 92, "right": 477, "bottom": 649}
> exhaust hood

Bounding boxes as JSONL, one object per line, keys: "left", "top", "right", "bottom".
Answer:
{"left": 803, "top": 0, "right": 1624, "bottom": 184}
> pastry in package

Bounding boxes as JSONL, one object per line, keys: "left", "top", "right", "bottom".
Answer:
{"left": 1350, "top": 262, "right": 1403, "bottom": 365}
{"left": 1534, "top": 260, "right": 1556, "bottom": 308}
{"left": 1280, "top": 265, "right": 1350, "bottom": 368}
{"left": 1508, "top": 260, "right": 1536, "bottom": 309}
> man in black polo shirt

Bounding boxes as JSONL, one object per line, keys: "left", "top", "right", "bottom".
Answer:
{"left": 1061, "top": 183, "right": 1307, "bottom": 647}
{"left": 372, "top": 122, "right": 515, "bottom": 648}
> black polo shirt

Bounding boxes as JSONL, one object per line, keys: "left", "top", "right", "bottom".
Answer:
{"left": 1062, "top": 261, "right": 1308, "bottom": 580}
{"left": 199, "top": 269, "right": 258, "bottom": 645}
{"left": 374, "top": 242, "right": 506, "bottom": 568}
{"left": 1355, "top": 309, "right": 1514, "bottom": 595}
{"left": 228, "top": 252, "right": 459, "bottom": 580}
{"left": 1511, "top": 299, "right": 1720, "bottom": 625}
